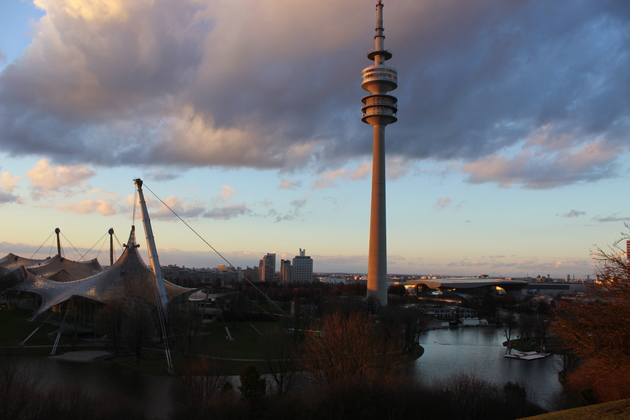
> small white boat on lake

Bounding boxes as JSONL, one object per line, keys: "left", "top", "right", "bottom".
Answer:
{"left": 505, "top": 351, "right": 551, "bottom": 360}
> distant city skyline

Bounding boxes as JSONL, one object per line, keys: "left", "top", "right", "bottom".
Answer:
{"left": 1, "top": 0, "right": 629, "bottom": 279}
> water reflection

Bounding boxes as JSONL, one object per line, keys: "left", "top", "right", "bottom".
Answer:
{"left": 416, "top": 327, "right": 562, "bottom": 409}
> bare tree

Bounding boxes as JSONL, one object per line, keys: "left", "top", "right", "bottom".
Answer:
{"left": 122, "top": 305, "right": 156, "bottom": 363}
{"left": 501, "top": 312, "right": 516, "bottom": 354}
{"left": 552, "top": 227, "right": 630, "bottom": 402}
{"left": 0, "top": 353, "right": 46, "bottom": 420}
{"left": 518, "top": 314, "right": 535, "bottom": 349}
{"left": 441, "top": 373, "right": 498, "bottom": 420}
{"left": 266, "top": 344, "right": 295, "bottom": 396}
{"left": 178, "top": 357, "right": 232, "bottom": 412}
{"left": 379, "top": 306, "right": 427, "bottom": 353}
{"left": 169, "top": 308, "right": 203, "bottom": 359}
{"left": 96, "top": 305, "right": 126, "bottom": 356}
{"left": 298, "top": 310, "right": 403, "bottom": 387}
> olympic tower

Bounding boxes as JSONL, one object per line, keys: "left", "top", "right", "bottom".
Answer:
{"left": 361, "top": 0, "right": 398, "bottom": 305}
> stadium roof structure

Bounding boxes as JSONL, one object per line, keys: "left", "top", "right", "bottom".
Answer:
{"left": 408, "top": 278, "right": 529, "bottom": 293}
{"left": 0, "top": 254, "right": 45, "bottom": 290}
{"left": 1, "top": 251, "right": 103, "bottom": 292}
{"left": 10, "top": 226, "right": 194, "bottom": 318}
{"left": 23, "top": 255, "right": 103, "bottom": 281}
{"left": 0, "top": 254, "right": 44, "bottom": 274}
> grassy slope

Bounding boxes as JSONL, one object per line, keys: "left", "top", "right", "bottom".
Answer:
{"left": 520, "top": 399, "right": 630, "bottom": 420}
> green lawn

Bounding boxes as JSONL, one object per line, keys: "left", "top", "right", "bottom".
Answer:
{"left": 198, "top": 319, "right": 294, "bottom": 359}
{"left": 100, "top": 320, "right": 296, "bottom": 376}
{"left": 0, "top": 307, "right": 58, "bottom": 347}
{"left": 0, "top": 306, "right": 295, "bottom": 372}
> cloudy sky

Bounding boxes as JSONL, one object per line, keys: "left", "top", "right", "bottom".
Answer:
{"left": 1, "top": 0, "right": 629, "bottom": 278}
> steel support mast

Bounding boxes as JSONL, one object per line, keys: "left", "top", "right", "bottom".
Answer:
{"left": 134, "top": 178, "right": 169, "bottom": 316}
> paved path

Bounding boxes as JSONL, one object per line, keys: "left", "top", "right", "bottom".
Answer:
{"left": 48, "top": 350, "right": 111, "bottom": 362}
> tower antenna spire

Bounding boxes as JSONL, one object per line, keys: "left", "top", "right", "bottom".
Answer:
{"left": 361, "top": 0, "right": 398, "bottom": 305}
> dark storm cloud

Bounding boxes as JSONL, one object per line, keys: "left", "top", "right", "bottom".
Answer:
{"left": 389, "top": 0, "right": 630, "bottom": 188}
{"left": 0, "top": 0, "right": 628, "bottom": 188}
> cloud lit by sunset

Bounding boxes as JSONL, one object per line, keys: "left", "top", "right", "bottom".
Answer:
{"left": 0, "top": 0, "right": 628, "bottom": 277}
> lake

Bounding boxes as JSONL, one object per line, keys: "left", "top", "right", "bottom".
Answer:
{"left": 415, "top": 326, "right": 562, "bottom": 409}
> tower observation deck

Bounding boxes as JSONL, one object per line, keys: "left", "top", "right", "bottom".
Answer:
{"left": 362, "top": 0, "right": 397, "bottom": 305}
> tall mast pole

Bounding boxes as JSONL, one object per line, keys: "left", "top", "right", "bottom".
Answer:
{"left": 55, "top": 227, "right": 61, "bottom": 257}
{"left": 133, "top": 179, "right": 175, "bottom": 373}
{"left": 134, "top": 179, "right": 169, "bottom": 316}
{"left": 108, "top": 228, "right": 114, "bottom": 266}
{"left": 361, "top": 0, "right": 398, "bottom": 305}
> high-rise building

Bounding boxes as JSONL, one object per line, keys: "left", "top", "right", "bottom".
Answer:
{"left": 279, "top": 259, "right": 293, "bottom": 286}
{"left": 258, "top": 253, "right": 276, "bottom": 282}
{"left": 292, "top": 248, "right": 313, "bottom": 283}
{"left": 239, "top": 266, "right": 259, "bottom": 282}
{"left": 361, "top": 1, "right": 398, "bottom": 305}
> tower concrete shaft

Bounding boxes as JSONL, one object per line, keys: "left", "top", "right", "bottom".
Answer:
{"left": 361, "top": 0, "right": 397, "bottom": 305}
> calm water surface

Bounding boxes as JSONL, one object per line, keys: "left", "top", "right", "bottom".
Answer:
{"left": 416, "top": 327, "right": 562, "bottom": 409}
